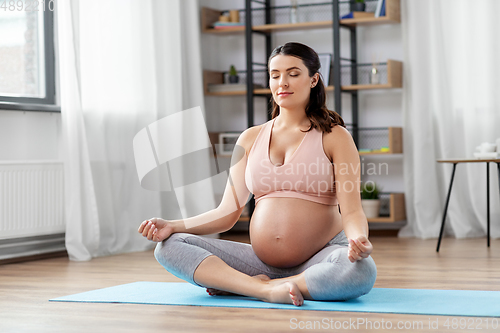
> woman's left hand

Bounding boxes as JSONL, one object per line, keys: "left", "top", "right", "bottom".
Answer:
{"left": 347, "top": 235, "right": 373, "bottom": 263}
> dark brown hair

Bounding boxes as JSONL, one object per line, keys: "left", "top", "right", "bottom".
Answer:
{"left": 268, "top": 42, "right": 345, "bottom": 133}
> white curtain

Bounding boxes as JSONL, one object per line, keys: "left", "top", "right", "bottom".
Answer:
{"left": 399, "top": 0, "right": 500, "bottom": 239}
{"left": 58, "top": 0, "right": 216, "bottom": 260}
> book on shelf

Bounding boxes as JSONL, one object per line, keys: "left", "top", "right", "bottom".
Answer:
{"left": 359, "top": 147, "right": 390, "bottom": 153}
{"left": 208, "top": 83, "right": 264, "bottom": 93}
{"left": 374, "top": 0, "right": 385, "bottom": 17}
{"left": 380, "top": 0, "right": 386, "bottom": 17}
{"left": 340, "top": 11, "right": 375, "bottom": 20}
{"left": 374, "top": 147, "right": 390, "bottom": 153}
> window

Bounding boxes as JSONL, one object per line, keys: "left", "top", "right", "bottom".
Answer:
{"left": 0, "top": 3, "right": 57, "bottom": 111}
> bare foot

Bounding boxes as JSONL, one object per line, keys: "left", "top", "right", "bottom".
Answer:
{"left": 265, "top": 281, "right": 304, "bottom": 306}
{"left": 206, "top": 274, "right": 271, "bottom": 296}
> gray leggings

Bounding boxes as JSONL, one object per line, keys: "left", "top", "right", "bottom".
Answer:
{"left": 154, "top": 230, "right": 377, "bottom": 301}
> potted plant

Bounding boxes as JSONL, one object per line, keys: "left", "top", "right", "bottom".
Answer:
{"left": 360, "top": 181, "right": 381, "bottom": 218}
{"left": 228, "top": 65, "right": 239, "bottom": 84}
{"left": 353, "top": 0, "right": 365, "bottom": 12}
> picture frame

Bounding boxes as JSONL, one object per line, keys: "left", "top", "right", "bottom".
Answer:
{"left": 218, "top": 132, "right": 241, "bottom": 155}
{"left": 317, "top": 53, "right": 332, "bottom": 86}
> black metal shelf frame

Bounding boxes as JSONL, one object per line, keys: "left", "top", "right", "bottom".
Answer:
{"left": 245, "top": 0, "right": 271, "bottom": 217}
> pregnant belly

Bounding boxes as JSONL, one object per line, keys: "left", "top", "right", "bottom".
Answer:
{"left": 249, "top": 197, "right": 342, "bottom": 268}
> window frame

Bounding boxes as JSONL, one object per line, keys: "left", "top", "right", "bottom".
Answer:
{"left": 0, "top": 8, "right": 60, "bottom": 112}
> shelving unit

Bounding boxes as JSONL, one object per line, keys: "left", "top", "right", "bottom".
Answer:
{"left": 201, "top": 0, "right": 405, "bottom": 225}
{"left": 201, "top": 0, "right": 400, "bottom": 33}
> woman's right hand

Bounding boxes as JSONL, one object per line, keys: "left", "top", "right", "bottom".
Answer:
{"left": 138, "top": 217, "right": 175, "bottom": 242}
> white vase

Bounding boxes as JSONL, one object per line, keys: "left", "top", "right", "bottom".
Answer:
{"left": 369, "top": 67, "right": 380, "bottom": 84}
{"left": 361, "top": 199, "right": 381, "bottom": 218}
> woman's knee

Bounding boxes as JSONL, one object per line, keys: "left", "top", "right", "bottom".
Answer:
{"left": 350, "top": 254, "right": 377, "bottom": 298}
{"left": 306, "top": 248, "right": 377, "bottom": 301}
{"left": 333, "top": 247, "right": 377, "bottom": 299}
{"left": 153, "top": 232, "right": 190, "bottom": 263}
{"left": 153, "top": 241, "right": 165, "bottom": 263}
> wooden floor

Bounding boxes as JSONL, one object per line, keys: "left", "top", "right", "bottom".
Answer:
{"left": 1, "top": 233, "right": 499, "bottom": 333}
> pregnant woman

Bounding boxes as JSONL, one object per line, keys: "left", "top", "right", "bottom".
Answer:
{"left": 138, "top": 42, "right": 377, "bottom": 306}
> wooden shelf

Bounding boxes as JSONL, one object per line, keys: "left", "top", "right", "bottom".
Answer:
{"left": 203, "top": 70, "right": 269, "bottom": 96}
{"left": 203, "top": 60, "right": 400, "bottom": 96}
{"left": 357, "top": 127, "right": 403, "bottom": 155}
{"left": 367, "top": 193, "right": 406, "bottom": 223}
{"left": 340, "top": 15, "right": 400, "bottom": 27}
{"left": 201, "top": 9, "right": 338, "bottom": 35}
{"left": 343, "top": 83, "right": 396, "bottom": 90}
{"left": 203, "top": 26, "right": 245, "bottom": 35}
{"left": 342, "top": 60, "right": 402, "bottom": 91}
{"left": 206, "top": 90, "right": 251, "bottom": 96}
{"left": 253, "top": 88, "right": 272, "bottom": 95}
{"left": 205, "top": 89, "right": 271, "bottom": 96}
{"left": 201, "top": 0, "right": 400, "bottom": 35}
{"left": 202, "top": 18, "right": 400, "bottom": 34}
{"left": 252, "top": 21, "right": 334, "bottom": 33}
{"left": 205, "top": 85, "right": 329, "bottom": 96}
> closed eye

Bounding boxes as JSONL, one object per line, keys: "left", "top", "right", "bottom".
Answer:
{"left": 271, "top": 74, "right": 299, "bottom": 79}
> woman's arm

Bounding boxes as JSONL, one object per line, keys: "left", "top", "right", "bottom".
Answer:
{"left": 139, "top": 128, "right": 255, "bottom": 240}
{"left": 326, "top": 125, "right": 373, "bottom": 262}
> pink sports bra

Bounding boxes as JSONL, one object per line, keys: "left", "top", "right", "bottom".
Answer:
{"left": 245, "top": 117, "right": 338, "bottom": 206}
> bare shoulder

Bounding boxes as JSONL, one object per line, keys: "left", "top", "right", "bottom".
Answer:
{"left": 323, "top": 125, "right": 357, "bottom": 161}
{"left": 236, "top": 123, "right": 266, "bottom": 157}
{"left": 324, "top": 125, "right": 353, "bottom": 144}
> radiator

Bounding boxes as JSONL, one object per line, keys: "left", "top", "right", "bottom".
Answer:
{"left": 0, "top": 161, "right": 65, "bottom": 261}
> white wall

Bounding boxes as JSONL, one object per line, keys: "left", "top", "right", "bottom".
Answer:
{"left": 0, "top": 110, "right": 61, "bottom": 161}
{"left": 200, "top": 0, "right": 404, "bottom": 193}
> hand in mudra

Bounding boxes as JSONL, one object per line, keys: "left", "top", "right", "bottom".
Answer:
{"left": 138, "top": 217, "right": 174, "bottom": 242}
{"left": 347, "top": 235, "right": 373, "bottom": 263}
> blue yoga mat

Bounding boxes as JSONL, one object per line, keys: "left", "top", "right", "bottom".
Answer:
{"left": 50, "top": 282, "right": 500, "bottom": 317}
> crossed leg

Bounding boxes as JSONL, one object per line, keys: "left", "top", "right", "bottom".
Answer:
{"left": 205, "top": 270, "right": 312, "bottom": 300}
{"left": 154, "top": 232, "right": 376, "bottom": 306}
{"left": 193, "top": 254, "right": 305, "bottom": 306}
